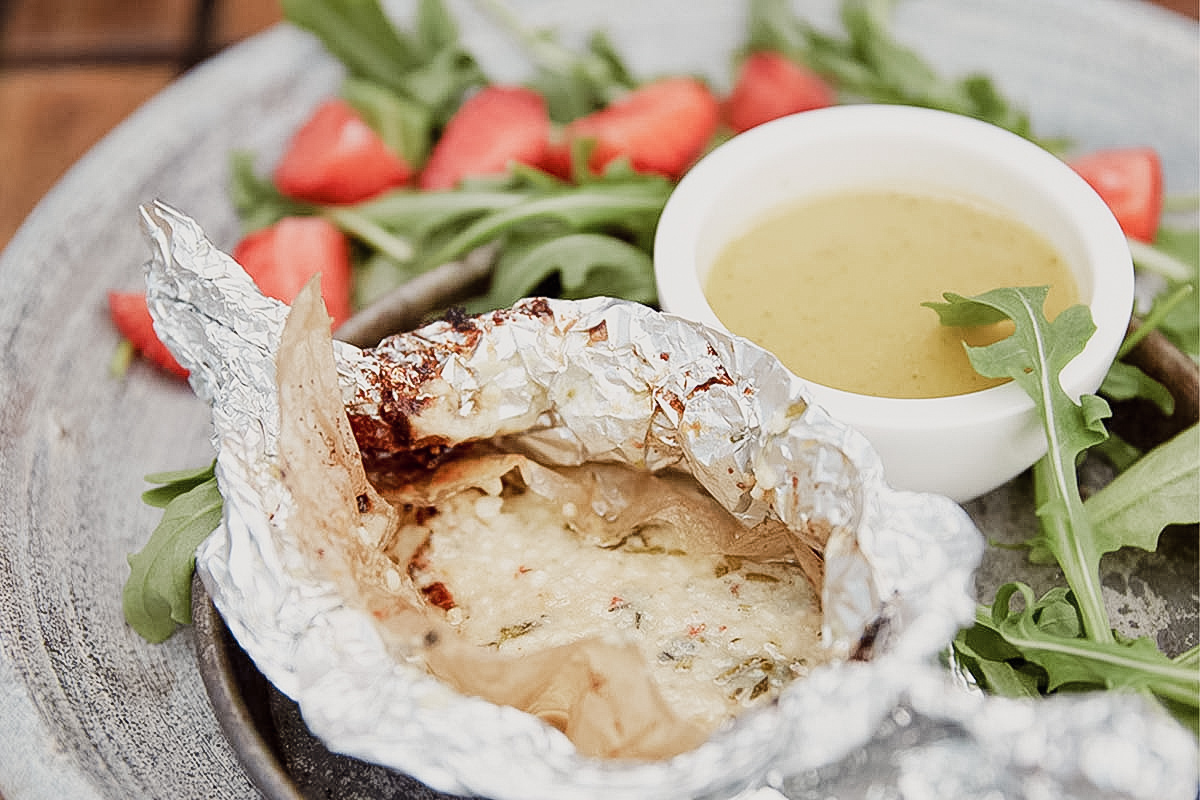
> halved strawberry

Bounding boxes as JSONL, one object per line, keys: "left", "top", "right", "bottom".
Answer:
{"left": 418, "top": 86, "right": 551, "bottom": 191}
{"left": 547, "top": 77, "right": 721, "bottom": 181}
{"left": 722, "top": 51, "right": 836, "bottom": 133}
{"left": 108, "top": 291, "right": 189, "bottom": 379}
{"left": 274, "top": 98, "right": 413, "bottom": 205}
{"left": 1068, "top": 147, "right": 1163, "bottom": 243}
{"left": 231, "top": 216, "right": 354, "bottom": 328}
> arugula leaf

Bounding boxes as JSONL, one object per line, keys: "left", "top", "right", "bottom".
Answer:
{"left": 924, "top": 287, "right": 1114, "bottom": 642}
{"left": 233, "top": 151, "right": 670, "bottom": 313}
{"left": 743, "top": 0, "right": 1067, "bottom": 153}
{"left": 396, "top": 168, "right": 672, "bottom": 274}
{"left": 960, "top": 583, "right": 1200, "bottom": 711}
{"left": 229, "top": 151, "right": 315, "bottom": 234}
{"left": 1100, "top": 359, "right": 1175, "bottom": 416}
{"left": 1176, "top": 644, "right": 1200, "bottom": 669}
{"left": 281, "top": 0, "right": 416, "bottom": 82}
{"left": 281, "top": 0, "right": 483, "bottom": 126}
{"left": 1085, "top": 424, "right": 1200, "bottom": 552}
{"left": 1145, "top": 227, "right": 1200, "bottom": 358}
{"left": 935, "top": 287, "right": 1199, "bottom": 733}
{"left": 141, "top": 462, "right": 219, "bottom": 508}
{"left": 953, "top": 623, "right": 1043, "bottom": 698}
{"left": 339, "top": 186, "right": 530, "bottom": 245}
{"left": 270, "top": 165, "right": 666, "bottom": 312}
{"left": 1153, "top": 226, "right": 1200, "bottom": 270}
{"left": 1099, "top": 232, "right": 1195, "bottom": 417}
{"left": 473, "top": 232, "right": 657, "bottom": 312}
{"left": 743, "top": 0, "right": 816, "bottom": 57}
{"left": 123, "top": 464, "right": 223, "bottom": 642}
{"left": 1090, "top": 431, "right": 1145, "bottom": 474}
{"left": 341, "top": 76, "right": 435, "bottom": 168}
{"left": 475, "top": 0, "right": 639, "bottom": 123}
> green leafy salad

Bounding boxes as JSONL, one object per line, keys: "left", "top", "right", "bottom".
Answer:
{"left": 119, "top": 0, "right": 1199, "bottom": 738}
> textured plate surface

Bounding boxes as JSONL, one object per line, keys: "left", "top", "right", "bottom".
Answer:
{"left": 0, "top": 1, "right": 1196, "bottom": 799}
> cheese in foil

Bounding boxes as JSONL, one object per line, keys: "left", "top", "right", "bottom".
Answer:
{"left": 140, "top": 202, "right": 1196, "bottom": 800}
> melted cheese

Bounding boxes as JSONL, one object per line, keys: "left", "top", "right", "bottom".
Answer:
{"left": 404, "top": 485, "right": 825, "bottom": 730}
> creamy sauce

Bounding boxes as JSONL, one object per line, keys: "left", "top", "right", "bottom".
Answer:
{"left": 404, "top": 486, "right": 824, "bottom": 730}
{"left": 704, "top": 190, "right": 1079, "bottom": 398}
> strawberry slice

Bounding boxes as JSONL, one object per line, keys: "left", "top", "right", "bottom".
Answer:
{"left": 1068, "top": 147, "right": 1163, "bottom": 243}
{"left": 231, "top": 216, "right": 355, "bottom": 328}
{"left": 419, "top": 86, "right": 551, "bottom": 191}
{"left": 547, "top": 77, "right": 721, "bottom": 181}
{"left": 722, "top": 51, "right": 836, "bottom": 133}
{"left": 108, "top": 217, "right": 353, "bottom": 378}
{"left": 108, "top": 291, "right": 189, "bottom": 379}
{"left": 274, "top": 98, "right": 412, "bottom": 204}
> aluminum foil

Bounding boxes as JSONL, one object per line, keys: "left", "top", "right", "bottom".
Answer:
{"left": 140, "top": 202, "right": 1197, "bottom": 800}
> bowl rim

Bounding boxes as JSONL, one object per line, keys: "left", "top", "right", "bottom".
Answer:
{"left": 653, "top": 104, "right": 1133, "bottom": 428}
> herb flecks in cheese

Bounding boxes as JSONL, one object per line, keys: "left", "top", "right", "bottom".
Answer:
{"left": 397, "top": 462, "right": 825, "bottom": 731}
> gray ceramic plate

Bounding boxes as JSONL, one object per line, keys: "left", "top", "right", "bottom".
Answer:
{"left": 1, "top": 2, "right": 1196, "bottom": 799}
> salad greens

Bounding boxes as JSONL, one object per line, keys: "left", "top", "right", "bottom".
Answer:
{"left": 473, "top": 0, "right": 640, "bottom": 123}
{"left": 927, "top": 289, "right": 1198, "bottom": 732}
{"left": 233, "top": 157, "right": 671, "bottom": 311}
{"left": 742, "top": 0, "right": 1065, "bottom": 153}
{"left": 124, "top": 463, "right": 220, "bottom": 642}
{"left": 281, "top": 0, "right": 484, "bottom": 130}
{"left": 1087, "top": 425, "right": 1200, "bottom": 549}
{"left": 123, "top": 0, "right": 1198, "bottom": 737}
{"left": 959, "top": 583, "right": 1198, "bottom": 709}
{"left": 925, "top": 288, "right": 1116, "bottom": 641}
{"left": 1136, "top": 225, "right": 1200, "bottom": 360}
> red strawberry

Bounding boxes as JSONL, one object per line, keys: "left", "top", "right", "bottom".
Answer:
{"left": 419, "top": 86, "right": 551, "bottom": 190}
{"left": 274, "top": 98, "right": 412, "bottom": 204}
{"left": 547, "top": 77, "right": 721, "bottom": 181}
{"left": 1068, "top": 147, "right": 1163, "bottom": 243}
{"left": 723, "top": 51, "right": 836, "bottom": 133}
{"left": 232, "top": 216, "right": 354, "bottom": 327}
{"left": 108, "top": 291, "right": 189, "bottom": 379}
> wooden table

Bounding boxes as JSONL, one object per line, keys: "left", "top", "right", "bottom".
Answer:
{"left": 1, "top": 0, "right": 1196, "bottom": 251}
{"left": 0, "top": 0, "right": 282, "bottom": 247}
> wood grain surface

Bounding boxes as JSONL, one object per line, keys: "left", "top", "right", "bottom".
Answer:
{"left": 0, "top": 0, "right": 282, "bottom": 246}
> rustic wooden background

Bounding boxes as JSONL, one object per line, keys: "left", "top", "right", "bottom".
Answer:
{"left": 0, "top": 0, "right": 282, "bottom": 247}
{"left": 1, "top": 0, "right": 1196, "bottom": 250}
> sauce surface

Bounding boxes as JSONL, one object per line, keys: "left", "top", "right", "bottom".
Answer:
{"left": 704, "top": 190, "right": 1079, "bottom": 398}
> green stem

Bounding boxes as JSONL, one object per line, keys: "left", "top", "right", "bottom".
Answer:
{"left": 1033, "top": 459, "right": 1113, "bottom": 644}
{"left": 325, "top": 208, "right": 415, "bottom": 263}
{"left": 352, "top": 189, "right": 528, "bottom": 223}
{"left": 473, "top": 0, "right": 628, "bottom": 103}
{"left": 281, "top": 0, "right": 415, "bottom": 94}
{"left": 1162, "top": 192, "right": 1200, "bottom": 214}
{"left": 109, "top": 339, "right": 135, "bottom": 378}
{"left": 1127, "top": 237, "right": 1193, "bottom": 282}
{"left": 419, "top": 188, "right": 668, "bottom": 269}
{"left": 1117, "top": 284, "right": 1195, "bottom": 359}
{"left": 474, "top": 0, "right": 573, "bottom": 73}
{"left": 1174, "top": 643, "right": 1200, "bottom": 668}
{"left": 975, "top": 606, "right": 1199, "bottom": 708}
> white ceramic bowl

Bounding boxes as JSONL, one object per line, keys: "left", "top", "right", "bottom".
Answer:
{"left": 654, "top": 105, "right": 1133, "bottom": 502}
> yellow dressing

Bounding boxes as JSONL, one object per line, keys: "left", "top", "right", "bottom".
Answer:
{"left": 704, "top": 190, "right": 1079, "bottom": 398}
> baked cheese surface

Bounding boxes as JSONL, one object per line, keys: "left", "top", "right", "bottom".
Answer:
{"left": 405, "top": 484, "right": 825, "bottom": 729}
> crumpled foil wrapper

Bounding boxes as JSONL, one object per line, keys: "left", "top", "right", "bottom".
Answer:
{"left": 140, "top": 202, "right": 1197, "bottom": 800}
